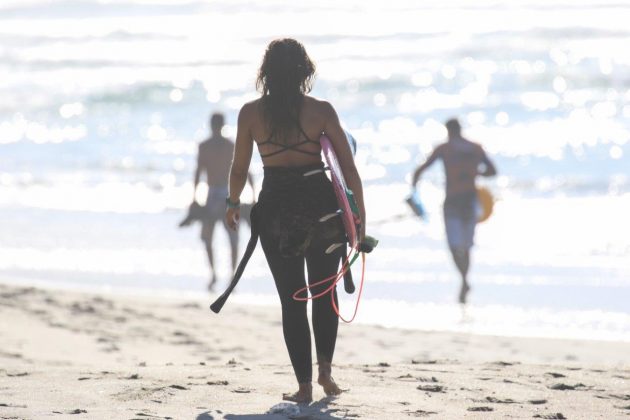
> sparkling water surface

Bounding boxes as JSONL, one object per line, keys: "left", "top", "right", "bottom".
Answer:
{"left": 1, "top": 0, "right": 629, "bottom": 340}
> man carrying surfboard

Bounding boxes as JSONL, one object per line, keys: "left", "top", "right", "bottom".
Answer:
{"left": 217, "top": 38, "right": 367, "bottom": 404}
{"left": 411, "top": 118, "right": 497, "bottom": 304}
{"left": 191, "top": 112, "right": 255, "bottom": 291}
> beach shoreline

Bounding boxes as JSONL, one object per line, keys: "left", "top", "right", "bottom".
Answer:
{"left": 1, "top": 282, "right": 629, "bottom": 419}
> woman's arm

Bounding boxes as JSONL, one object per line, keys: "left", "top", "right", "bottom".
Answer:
{"left": 323, "top": 102, "right": 366, "bottom": 240}
{"left": 226, "top": 104, "right": 254, "bottom": 230}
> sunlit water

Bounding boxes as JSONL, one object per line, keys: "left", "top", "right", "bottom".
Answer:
{"left": 1, "top": 0, "right": 629, "bottom": 341}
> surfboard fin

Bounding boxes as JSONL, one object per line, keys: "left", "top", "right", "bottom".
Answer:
{"left": 319, "top": 209, "right": 343, "bottom": 222}
{"left": 325, "top": 242, "right": 344, "bottom": 254}
{"left": 303, "top": 169, "right": 324, "bottom": 177}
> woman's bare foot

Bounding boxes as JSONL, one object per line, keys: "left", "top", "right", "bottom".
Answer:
{"left": 282, "top": 383, "right": 312, "bottom": 404}
{"left": 317, "top": 375, "right": 342, "bottom": 396}
{"left": 317, "top": 362, "right": 342, "bottom": 396}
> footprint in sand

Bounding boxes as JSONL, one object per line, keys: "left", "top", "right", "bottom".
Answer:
{"left": 533, "top": 414, "right": 566, "bottom": 419}
{"left": 545, "top": 372, "right": 566, "bottom": 378}
{"left": 133, "top": 412, "right": 174, "bottom": 419}
{"left": 548, "top": 383, "right": 586, "bottom": 391}
{"left": 0, "top": 403, "right": 27, "bottom": 408}
{"left": 403, "top": 409, "right": 438, "bottom": 416}
{"left": 101, "top": 343, "right": 120, "bottom": 353}
{"left": 493, "top": 361, "right": 517, "bottom": 366}
{"left": 207, "top": 380, "right": 228, "bottom": 386}
{"left": 0, "top": 351, "right": 24, "bottom": 359}
{"left": 467, "top": 406, "right": 493, "bottom": 412}
{"left": 178, "top": 302, "right": 201, "bottom": 309}
{"left": 485, "top": 396, "right": 518, "bottom": 404}
{"left": 417, "top": 385, "right": 444, "bottom": 393}
{"left": 68, "top": 409, "right": 87, "bottom": 414}
{"left": 70, "top": 302, "right": 97, "bottom": 315}
{"left": 6, "top": 372, "right": 29, "bottom": 377}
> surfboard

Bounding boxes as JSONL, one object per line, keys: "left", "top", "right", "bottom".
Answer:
{"left": 320, "top": 134, "right": 361, "bottom": 250}
{"left": 290, "top": 132, "right": 377, "bottom": 323}
{"left": 476, "top": 186, "right": 494, "bottom": 223}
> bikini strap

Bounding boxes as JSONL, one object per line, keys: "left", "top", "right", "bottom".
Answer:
{"left": 258, "top": 122, "right": 321, "bottom": 158}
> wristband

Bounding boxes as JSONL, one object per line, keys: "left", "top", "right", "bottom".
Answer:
{"left": 226, "top": 197, "right": 240, "bottom": 209}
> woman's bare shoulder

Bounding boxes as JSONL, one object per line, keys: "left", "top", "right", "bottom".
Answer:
{"left": 239, "top": 98, "right": 261, "bottom": 115}
{"left": 303, "top": 95, "right": 335, "bottom": 116}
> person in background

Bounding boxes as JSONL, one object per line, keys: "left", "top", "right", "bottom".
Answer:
{"left": 192, "top": 112, "right": 255, "bottom": 291}
{"left": 411, "top": 118, "right": 497, "bottom": 304}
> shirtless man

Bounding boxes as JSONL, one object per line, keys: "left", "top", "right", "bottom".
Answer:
{"left": 193, "top": 112, "right": 254, "bottom": 291}
{"left": 411, "top": 118, "right": 497, "bottom": 304}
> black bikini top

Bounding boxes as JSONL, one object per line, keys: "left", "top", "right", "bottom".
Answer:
{"left": 258, "top": 123, "right": 320, "bottom": 158}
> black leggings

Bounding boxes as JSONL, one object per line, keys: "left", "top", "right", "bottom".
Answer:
{"left": 257, "top": 164, "right": 344, "bottom": 383}
{"left": 260, "top": 233, "right": 341, "bottom": 383}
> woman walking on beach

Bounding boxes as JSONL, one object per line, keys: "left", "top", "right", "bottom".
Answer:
{"left": 225, "top": 38, "right": 366, "bottom": 403}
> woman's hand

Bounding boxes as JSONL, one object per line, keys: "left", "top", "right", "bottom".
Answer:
{"left": 226, "top": 207, "right": 240, "bottom": 231}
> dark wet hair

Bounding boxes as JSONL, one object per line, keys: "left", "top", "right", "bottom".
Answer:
{"left": 256, "top": 38, "right": 316, "bottom": 143}
{"left": 445, "top": 118, "right": 461, "bottom": 137}
{"left": 210, "top": 112, "right": 225, "bottom": 133}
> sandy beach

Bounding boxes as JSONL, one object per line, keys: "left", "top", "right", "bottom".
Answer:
{"left": 0, "top": 283, "right": 628, "bottom": 419}
{"left": 2, "top": 0, "right": 630, "bottom": 418}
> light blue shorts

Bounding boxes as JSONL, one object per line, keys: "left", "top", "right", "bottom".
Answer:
{"left": 443, "top": 192, "right": 477, "bottom": 252}
{"left": 201, "top": 186, "right": 237, "bottom": 244}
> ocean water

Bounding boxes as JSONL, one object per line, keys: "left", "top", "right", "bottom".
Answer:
{"left": 1, "top": 0, "right": 629, "bottom": 341}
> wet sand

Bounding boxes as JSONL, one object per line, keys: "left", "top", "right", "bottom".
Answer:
{"left": 1, "top": 283, "right": 629, "bottom": 419}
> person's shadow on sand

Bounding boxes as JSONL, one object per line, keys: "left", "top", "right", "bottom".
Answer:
{"left": 196, "top": 397, "right": 345, "bottom": 420}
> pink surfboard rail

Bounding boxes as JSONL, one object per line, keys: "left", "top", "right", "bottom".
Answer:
{"left": 319, "top": 134, "right": 360, "bottom": 249}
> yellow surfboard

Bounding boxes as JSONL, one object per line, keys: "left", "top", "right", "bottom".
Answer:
{"left": 476, "top": 186, "right": 494, "bottom": 223}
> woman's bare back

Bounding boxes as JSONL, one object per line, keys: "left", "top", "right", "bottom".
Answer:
{"left": 247, "top": 95, "right": 330, "bottom": 167}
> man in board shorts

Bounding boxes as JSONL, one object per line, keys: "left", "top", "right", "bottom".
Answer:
{"left": 411, "top": 118, "right": 497, "bottom": 303}
{"left": 192, "top": 113, "right": 255, "bottom": 290}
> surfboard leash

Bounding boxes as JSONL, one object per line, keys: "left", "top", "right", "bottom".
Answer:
{"left": 292, "top": 236, "right": 377, "bottom": 323}
{"left": 292, "top": 247, "right": 360, "bottom": 301}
